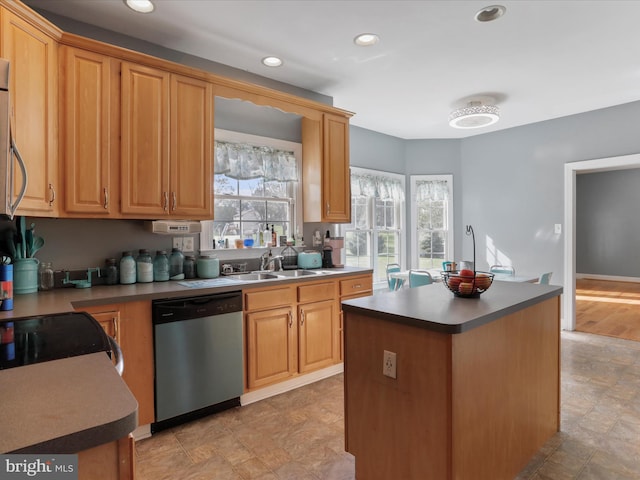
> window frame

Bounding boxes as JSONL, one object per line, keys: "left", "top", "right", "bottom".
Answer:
{"left": 342, "top": 167, "right": 406, "bottom": 287}
{"left": 410, "top": 174, "right": 454, "bottom": 269}
{"left": 201, "top": 128, "right": 303, "bottom": 251}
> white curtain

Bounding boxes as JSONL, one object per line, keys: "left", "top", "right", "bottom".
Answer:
{"left": 215, "top": 141, "right": 298, "bottom": 181}
{"left": 351, "top": 171, "right": 405, "bottom": 201}
{"left": 414, "top": 179, "right": 449, "bottom": 201}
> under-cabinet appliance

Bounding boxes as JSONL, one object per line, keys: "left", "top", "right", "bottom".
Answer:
{"left": 152, "top": 291, "right": 243, "bottom": 433}
{"left": 0, "top": 312, "right": 123, "bottom": 374}
{"left": 0, "top": 58, "right": 27, "bottom": 219}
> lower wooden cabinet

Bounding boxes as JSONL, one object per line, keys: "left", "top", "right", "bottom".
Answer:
{"left": 244, "top": 279, "right": 340, "bottom": 390}
{"left": 78, "top": 434, "right": 135, "bottom": 480}
{"left": 339, "top": 274, "right": 374, "bottom": 361}
{"left": 77, "top": 301, "right": 154, "bottom": 426}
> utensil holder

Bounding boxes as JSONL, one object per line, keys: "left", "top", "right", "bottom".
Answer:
{"left": 13, "top": 258, "right": 40, "bottom": 295}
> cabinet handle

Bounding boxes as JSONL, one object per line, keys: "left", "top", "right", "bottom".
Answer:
{"left": 48, "top": 183, "right": 56, "bottom": 206}
{"left": 352, "top": 284, "right": 361, "bottom": 289}
{"left": 171, "top": 191, "right": 177, "bottom": 211}
{"left": 300, "top": 309, "right": 305, "bottom": 326}
{"left": 112, "top": 316, "right": 118, "bottom": 341}
{"left": 326, "top": 202, "right": 330, "bottom": 216}
{"left": 103, "top": 187, "right": 109, "bottom": 209}
{"left": 163, "top": 192, "right": 169, "bottom": 211}
{"left": 288, "top": 311, "right": 293, "bottom": 328}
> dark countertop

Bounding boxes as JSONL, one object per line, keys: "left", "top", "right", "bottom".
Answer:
{"left": 0, "top": 353, "right": 138, "bottom": 454}
{"left": 0, "top": 267, "right": 372, "bottom": 319}
{"left": 342, "top": 280, "right": 563, "bottom": 334}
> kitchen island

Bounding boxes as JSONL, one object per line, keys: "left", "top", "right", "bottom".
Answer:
{"left": 342, "top": 281, "right": 563, "bottom": 480}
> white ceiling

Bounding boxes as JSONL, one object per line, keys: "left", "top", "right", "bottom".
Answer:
{"left": 24, "top": 0, "right": 640, "bottom": 139}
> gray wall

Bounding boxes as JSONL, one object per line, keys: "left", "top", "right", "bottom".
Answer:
{"left": 459, "top": 101, "right": 640, "bottom": 285}
{"left": 576, "top": 168, "right": 640, "bottom": 277}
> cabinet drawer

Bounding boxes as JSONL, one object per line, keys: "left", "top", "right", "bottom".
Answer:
{"left": 340, "top": 276, "right": 373, "bottom": 297}
{"left": 298, "top": 281, "right": 336, "bottom": 303}
{"left": 244, "top": 286, "right": 296, "bottom": 311}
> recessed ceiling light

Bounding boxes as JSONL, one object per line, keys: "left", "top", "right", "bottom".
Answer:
{"left": 475, "top": 5, "right": 506, "bottom": 22}
{"left": 449, "top": 102, "right": 500, "bottom": 129}
{"left": 124, "top": 0, "right": 154, "bottom": 13}
{"left": 354, "top": 33, "right": 380, "bottom": 47}
{"left": 262, "top": 56, "right": 283, "bottom": 67}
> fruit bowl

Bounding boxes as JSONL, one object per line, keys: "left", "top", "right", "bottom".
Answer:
{"left": 441, "top": 270, "right": 494, "bottom": 298}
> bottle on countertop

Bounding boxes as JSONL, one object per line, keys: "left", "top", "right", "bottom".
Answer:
{"left": 38, "top": 262, "right": 54, "bottom": 291}
{"left": 119, "top": 251, "right": 136, "bottom": 285}
{"left": 169, "top": 248, "right": 185, "bottom": 280}
{"left": 136, "top": 249, "right": 153, "bottom": 283}
{"left": 271, "top": 224, "right": 277, "bottom": 247}
{"left": 183, "top": 256, "right": 196, "bottom": 279}
{"left": 153, "top": 250, "right": 169, "bottom": 282}
{"left": 104, "top": 258, "right": 118, "bottom": 285}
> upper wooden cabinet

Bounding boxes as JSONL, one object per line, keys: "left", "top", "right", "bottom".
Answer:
{"left": 120, "top": 62, "right": 213, "bottom": 219}
{"left": 61, "top": 46, "right": 119, "bottom": 216}
{"left": 1, "top": 6, "right": 59, "bottom": 216}
{"left": 302, "top": 113, "right": 351, "bottom": 223}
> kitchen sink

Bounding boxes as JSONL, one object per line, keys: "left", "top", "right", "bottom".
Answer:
{"left": 275, "top": 270, "right": 321, "bottom": 277}
{"left": 227, "top": 273, "right": 279, "bottom": 281}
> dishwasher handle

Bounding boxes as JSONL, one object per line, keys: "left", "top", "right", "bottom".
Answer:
{"left": 108, "top": 335, "right": 124, "bottom": 376}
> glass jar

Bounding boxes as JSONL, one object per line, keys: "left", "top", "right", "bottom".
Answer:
{"left": 196, "top": 255, "right": 219, "bottom": 279}
{"left": 136, "top": 249, "right": 153, "bottom": 283}
{"left": 104, "top": 258, "right": 119, "bottom": 285}
{"left": 169, "top": 248, "right": 184, "bottom": 279}
{"left": 38, "top": 262, "right": 54, "bottom": 291}
{"left": 281, "top": 242, "right": 298, "bottom": 269}
{"left": 153, "top": 250, "right": 169, "bottom": 282}
{"left": 120, "top": 251, "right": 136, "bottom": 285}
{"left": 183, "top": 256, "right": 196, "bottom": 279}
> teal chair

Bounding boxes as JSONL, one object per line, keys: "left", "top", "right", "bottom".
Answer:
{"left": 538, "top": 272, "right": 552, "bottom": 285}
{"left": 409, "top": 269, "right": 433, "bottom": 288}
{"left": 386, "top": 263, "right": 402, "bottom": 291}
{"left": 490, "top": 265, "right": 515, "bottom": 275}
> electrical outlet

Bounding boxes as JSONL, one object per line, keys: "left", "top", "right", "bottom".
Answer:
{"left": 554, "top": 224, "right": 562, "bottom": 235}
{"left": 383, "top": 350, "right": 397, "bottom": 379}
{"left": 172, "top": 237, "right": 184, "bottom": 250}
{"left": 183, "top": 236, "right": 194, "bottom": 252}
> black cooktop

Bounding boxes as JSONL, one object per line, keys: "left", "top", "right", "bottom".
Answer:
{"left": 0, "top": 312, "right": 112, "bottom": 370}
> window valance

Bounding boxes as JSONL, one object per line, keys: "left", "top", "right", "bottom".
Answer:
{"left": 351, "top": 171, "right": 405, "bottom": 202}
{"left": 215, "top": 141, "right": 298, "bottom": 182}
{"left": 414, "top": 179, "right": 449, "bottom": 201}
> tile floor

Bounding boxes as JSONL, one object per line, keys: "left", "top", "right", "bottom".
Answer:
{"left": 136, "top": 331, "right": 640, "bottom": 479}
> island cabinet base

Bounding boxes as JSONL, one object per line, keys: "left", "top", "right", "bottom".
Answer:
{"left": 344, "top": 297, "right": 560, "bottom": 480}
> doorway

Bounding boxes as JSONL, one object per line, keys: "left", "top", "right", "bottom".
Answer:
{"left": 563, "top": 152, "right": 640, "bottom": 330}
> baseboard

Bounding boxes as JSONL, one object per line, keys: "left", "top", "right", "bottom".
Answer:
{"left": 240, "top": 363, "right": 344, "bottom": 406}
{"left": 132, "top": 424, "right": 151, "bottom": 442}
{"left": 576, "top": 273, "right": 640, "bottom": 283}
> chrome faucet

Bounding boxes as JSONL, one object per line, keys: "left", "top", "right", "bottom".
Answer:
{"left": 260, "top": 251, "right": 284, "bottom": 271}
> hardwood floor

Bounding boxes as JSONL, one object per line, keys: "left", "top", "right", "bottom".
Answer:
{"left": 575, "top": 278, "right": 640, "bottom": 342}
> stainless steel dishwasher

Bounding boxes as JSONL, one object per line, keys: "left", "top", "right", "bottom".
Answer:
{"left": 152, "top": 291, "right": 243, "bottom": 433}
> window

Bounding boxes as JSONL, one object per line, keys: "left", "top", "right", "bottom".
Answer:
{"left": 410, "top": 175, "right": 453, "bottom": 269}
{"left": 200, "top": 129, "right": 302, "bottom": 250}
{"left": 341, "top": 168, "right": 405, "bottom": 285}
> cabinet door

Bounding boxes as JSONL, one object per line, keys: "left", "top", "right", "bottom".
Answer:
{"left": 302, "top": 114, "right": 351, "bottom": 223}
{"left": 246, "top": 307, "right": 297, "bottom": 389}
{"left": 323, "top": 113, "right": 350, "bottom": 222}
{"left": 298, "top": 299, "right": 338, "bottom": 373}
{"left": 62, "top": 46, "right": 115, "bottom": 215}
{"left": 170, "top": 74, "right": 213, "bottom": 218}
{"left": 121, "top": 62, "right": 169, "bottom": 216}
{"left": 1, "top": 10, "right": 58, "bottom": 216}
{"left": 80, "top": 301, "right": 155, "bottom": 426}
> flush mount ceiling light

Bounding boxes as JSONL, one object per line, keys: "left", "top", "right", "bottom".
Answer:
{"left": 261, "top": 56, "right": 283, "bottom": 67}
{"left": 354, "top": 33, "right": 380, "bottom": 46}
{"left": 124, "top": 0, "right": 154, "bottom": 13}
{"left": 475, "top": 5, "right": 506, "bottom": 22}
{"left": 449, "top": 102, "right": 500, "bottom": 129}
